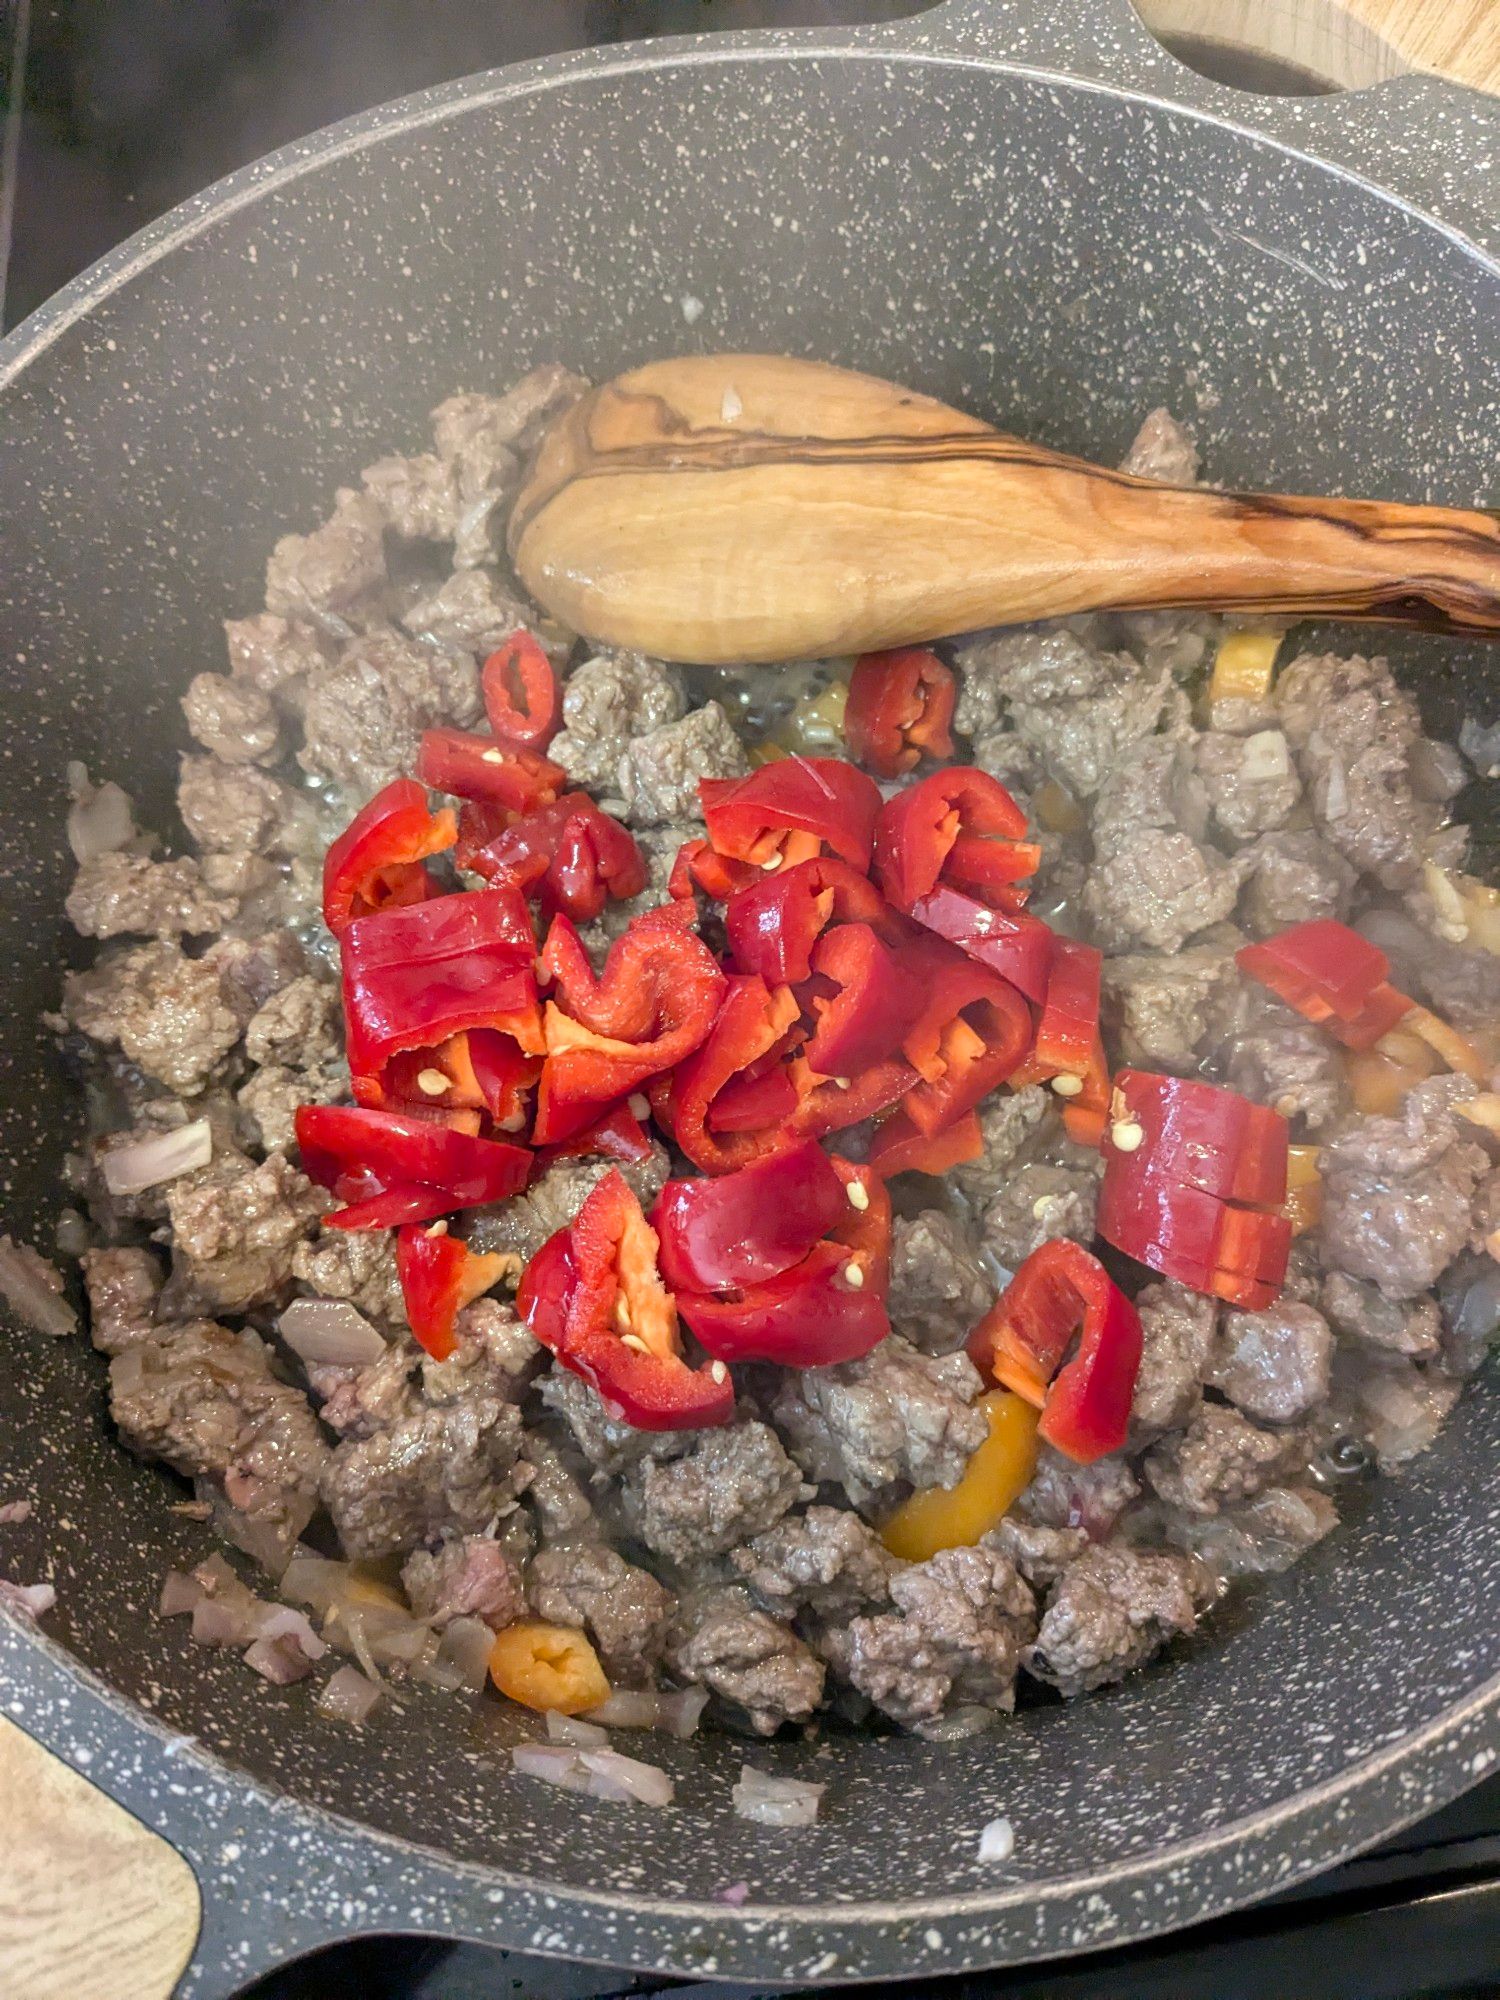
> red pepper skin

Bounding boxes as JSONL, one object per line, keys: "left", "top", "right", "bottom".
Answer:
{"left": 782, "top": 1053, "right": 918, "bottom": 1140}
{"left": 667, "top": 837, "right": 761, "bottom": 906}
{"left": 518, "top": 1171, "right": 735, "bottom": 1431}
{"left": 967, "top": 1240, "right": 1142, "bottom": 1464}
{"left": 541, "top": 1101, "right": 655, "bottom": 1168}
{"left": 677, "top": 1240, "right": 889, "bottom": 1368}
{"left": 396, "top": 1224, "right": 507, "bottom": 1362}
{"left": 653, "top": 1140, "right": 848, "bottom": 1293}
{"left": 323, "top": 1184, "right": 458, "bottom": 1232}
{"left": 868, "top": 1108, "right": 983, "bottom": 1178}
{"left": 700, "top": 756, "right": 882, "bottom": 872}
{"left": 295, "top": 1104, "right": 531, "bottom": 1220}
{"left": 342, "top": 887, "right": 543, "bottom": 1108}
{"left": 658, "top": 976, "right": 803, "bottom": 1173}
{"left": 804, "top": 923, "right": 925, "bottom": 1078}
{"left": 533, "top": 909, "right": 727, "bottom": 1145}
{"left": 845, "top": 648, "right": 957, "bottom": 778}
{"left": 707, "top": 1066, "right": 801, "bottom": 1134}
{"left": 416, "top": 728, "right": 565, "bottom": 811}
{"left": 893, "top": 936, "right": 1032, "bottom": 1136}
{"left": 321, "top": 779, "right": 457, "bottom": 939}
{"left": 1033, "top": 937, "right": 1103, "bottom": 1079}
{"left": 1235, "top": 921, "right": 1413, "bottom": 1050}
{"left": 908, "top": 885, "right": 1055, "bottom": 1005}
{"left": 874, "top": 767, "right": 1033, "bottom": 913}
{"left": 828, "top": 1158, "right": 891, "bottom": 1299}
{"left": 461, "top": 792, "right": 647, "bottom": 923}
{"left": 1098, "top": 1070, "right": 1291, "bottom": 1309}
{"left": 725, "top": 856, "right": 906, "bottom": 987}
{"left": 481, "top": 631, "right": 561, "bottom": 750}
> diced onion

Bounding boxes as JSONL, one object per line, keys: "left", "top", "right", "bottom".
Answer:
{"left": 977, "top": 1816, "right": 1015, "bottom": 1863}
{"left": 66, "top": 763, "right": 137, "bottom": 863}
{"left": 101, "top": 1119, "right": 212, "bottom": 1196}
{"left": 1240, "top": 729, "right": 1291, "bottom": 784}
{"left": 159, "top": 1571, "right": 202, "bottom": 1618}
{"left": 0, "top": 1500, "right": 33, "bottom": 1525}
{"left": 317, "top": 1665, "right": 383, "bottom": 1726}
{"left": 279, "top": 1298, "right": 387, "bottom": 1368}
{"left": 0, "top": 1236, "right": 77, "bottom": 1339}
{"left": 915, "top": 1705, "right": 1001, "bottom": 1743}
{"left": 546, "top": 1710, "right": 610, "bottom": 1748}
{"left": 280, "top": 1551, "right": 350, "bottom": 1615}
{"left": 251, "top": 1604, "right": 327, "bottom": 1659}
{"left": 716, "top": 1881, "right": 751, "bottom": 1906}
{"left": 244, "top": 1634, "right": 317, "bottom": 1685}
{"left": 585, "top": 1687, "right": 708, "bottom": 1739}
{"left": 731, "top": 1765, "right": 825, "bottom": 1827}
{"left": 420, "top": 1615, "right": 494, "bottom": 1694}
{"left": 0, "top": 1579, "right": 56, "bottom": 1620}
{"left": 191, "top": 1596, "right": 255, "bottom": 1648}
{"left": 512, "top": 1743, "right": 675, "bottom": 1807}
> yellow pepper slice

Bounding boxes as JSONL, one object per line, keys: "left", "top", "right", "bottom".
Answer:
{"left": 488, "top": 1621, "right": 610, "bottom": 1715}
{"left": 1283, "top": 1144, "right": 1322, "bottom": 1236}
{"left": 879, "top": 1390, "right": 1040, "bottom": 1562}
{"left": 1208, "top": 630, "right": 1281, "bottom": 706}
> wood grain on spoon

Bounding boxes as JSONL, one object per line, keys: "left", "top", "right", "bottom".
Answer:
{"left": 509, "top": 354, "right": 1500, "bottom": 664}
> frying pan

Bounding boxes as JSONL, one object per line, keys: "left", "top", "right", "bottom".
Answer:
{"left": 2, "top": 1, "right": 1498, "bottom": 1992}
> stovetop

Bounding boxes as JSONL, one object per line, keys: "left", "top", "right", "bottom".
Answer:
{"left": 5, "top": 5, "right": 1500, "bottom": 1995}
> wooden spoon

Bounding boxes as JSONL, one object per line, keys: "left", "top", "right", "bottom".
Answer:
{"left": 509, "top": 354, "right": 1500, "bottom": 665}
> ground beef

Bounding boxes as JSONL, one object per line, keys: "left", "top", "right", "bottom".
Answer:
{"left": 968, "top": 730, "right": 1042, "bottom": 792}
{"left": 291, "top": 1225, "right": 406, "bottom": 1329}
{"left": 224, "top": 613, "right": 335, "bottom": 712}
{"left": 615, "top": 702, "right": 749, "bottom": 826}
{"left": 242, "top": 978, "right": 339, "bottom": 1071}
{"left": 265, "top": 490, "right": 388, "bottom": 630}
{"left": 549, "top": 651, "right": 686, "bottom": 793}
{"left": 177, "top": 757, "right": 304, "bottom": 856}
{"left": 1015, "top": 1446, "right": 1141, "bottom": 1540}
{"left": 1337, "top": 1353, "right": 1464, "bottom": 1471}
{"left": 81, "top": 1246, "right": 163, "bottom": 1354}
{"left": 1319, "top": 1076, "right": 1487, "bottom": 1299}
{"left": 946, "top": 1088, "right": 1052, "bottom": 1208}
{"left": 1025, "top": 1543, "right": 1209, "bottom": 1697}
{"left": 1238, "top": 830, "right": 1358, "bottom": 937}
{"left": 1406, "top": 935, "right": 1500, "bottom": 1034}
{"left": 666, "top": 1586, "right": 825, "bottom": 1734}
{"left": 1131, "top": 1280, "right": 1217, "bottom": 1438}
{"left": 322, "top": 1395, "right": 525, "bottom": 1560}
{"left": 429, "top": 1298, "right": 539, "bottom": 1397}
{"left": 519, "top": 1433, "right": 596, "bottom": 1542}
{"left": 528, "top": 1542, "right": 674, "bottom": 1686}
{"left": 399, "top": 568, "right": 533, "bottom": 660}
{"left": 887, "top": 1210, "right": 992, "bottom": 1354}
{"left": 305, "top": 1342, "right": 416, "bottom": 1439}
{"left": 65, "top": 853, "right": 233, "bottom": 942}
{"left": 1085, "top": 823, "right": 1245, "bottom": 955}
{"left": 62, "top": 942, "right": 242, "bottom": 1096}
{"left": 1206, "top": 1302, "right": 1333, "bottom": 1422}
{"left": 1144, "top": 1403, "right": 1307, "bottom": 1517}
{"left": 770, "top": 1336, "right": 986, "bottom": 1507}
{"left": 298, "top": 625, "right": 481, "bottom": 797}
{"left": 1101, "top": 940, "right": 1239, "bottom": 1073}
{"left": 181, "top": 673, "right": 281, "bottom": 766}
{"left": 822, "top": 1545, "right": 1035, "bottom": 1729}
{"left": 162, "top": 1152, "right": 326, "bottom": 1315}
{"left": 982, "top": 1517, "right": 1089, "bottom": 1589}
{"left": 1211, "top": 989, "right": 1348, "bottom": 1132}
{"left": 432, "top": 366, "right": 586, "bottom": 498}
{"left": 730, "top": 1506, "right": 898, "bottom": 1620}
{"left": 402, "top": 1535, "right": 523, "bottom": 1631}
{"left": 361, "top": 453, "right": 463, "bottom": 544}
{"left": 1320, "top": 1270, "right": 1442, "bottom": 1358}
{"left": 1195, "top": 729, "right": 1301, "bottom": 842}
{"left": 538, "top": 1365, "right": 696, "bottom": 1476}
{"left": 1164, "top": 1485, "right": 1338, "bottom": 1578}
{"left": 1119, "top": 406, "right": 1200, "bottom": 485}
{"left": 109, "top": 1321, "right": 328, "bottom": 1500}
{"left": 1276, "top": 651, "right": 1443, "bottom": 890}
{"left": 622, "top": 1422, "right": 805, "bottom": 1565}
{"left": 213, "top": 931, "right": 311, "bottom": 1025}
{"left": 981, "top": 1158, "right": 1101, "bottom": 1272}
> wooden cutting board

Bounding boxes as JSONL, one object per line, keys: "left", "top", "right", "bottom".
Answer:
{"left": 3, "top": 4, "right": 1496, "bottom": 1997}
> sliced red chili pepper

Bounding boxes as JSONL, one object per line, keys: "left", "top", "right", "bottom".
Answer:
{"left": 893, "top": 935, "right": 1032, "bottom": 1136}
{"left": 1097, "top": 1070, "right": 1291, "bottom": 1309}
{"left": 323, "top": 1185, "right": 458, "bottom": 1232}
{"left": 725, "top": 856, "right": 907, "bottom": 987}
{"left": 676, "top": 1239, "right": 889, "bottom": 1368}
{"left": 1032, "top": 937, "right": 1103, "bottom": 1080}
{"left": 460, "top": 791, "right": 647, "bottom": 924}
{"left": 416, "top": 728, "right": 565, "bottom": 811}
{"left": 803, "top": 923, "right": 925, "bottom": 1078}
{"left": 844, "top": 648, "right": 957, "bottom": 778}
{"left": 518, "top": 1170, "right": 735, "bottom": 1431}
{"left": 667, "top": 837, "right": 761, "bottom": 906}
{"left": 707, "top": 1066, "right": 801, "bottom": 1133}
{"left": 1061, "top": 1035, "right": 1111, "bottom": 1149}
{"left": 700, "top": 756, "right": 882, "bottom": 872}
{"left": 397, "top": 1222, "right": 510, "bottom": 1362}
{"left": 533, "top": 908, "right": 726, "bottom": 1145}
{"left": 295, "top": 1104, "right": 531, "bottom": 1222}
{"left": 380, "top": 1027, "right": 539, "bottom": 1128}
{"left": 874, "top": 767, "right": 1036, "bottom": 914}
{"left": 653, "top": 1140, "right": 848, "bottom": 1293}
{"left": 867, "top": 1108, "right": 984, "bottom": 1178}
{"left": 1236, "top": 920, "right": 1414, "bottom": 1050}
{"left": 782, "top": 1052, "right": 918, "bottom": 1140}
{"left": 481, "top": 631, "right": 561, "bottom": 750}
{"left": 321, "top": 778, "right": 456, "bottom": 939}
{"left": 540, "top": 1101, "right": 655, "bottom": 1169}
{"left": 967, "top": 1240, "right": 1143, "bottom": 1464}
{"left": 907, "top": 884, "right": 1055, "bottom": 1005}
{"left": 827, "top": 1158, "right": 891, "bottom": 1299}
{"left": 342, "top": 887, "right": 543, "bottom": 1111}
{"left": 658, "top": 976, "right": 803, "bottom": 1174}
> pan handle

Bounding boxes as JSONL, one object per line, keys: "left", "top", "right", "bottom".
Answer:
{"left": 884, "top": 0, "right": 1500, "bottom": 252}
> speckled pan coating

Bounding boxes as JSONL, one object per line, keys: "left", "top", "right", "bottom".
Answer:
{"left": 1, "top": 1, "right": 1498, "bottom": 1992}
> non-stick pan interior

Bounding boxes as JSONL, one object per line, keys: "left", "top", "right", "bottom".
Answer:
{"left": 2, "top": 45, "right": 1497, "bottom": 1924}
